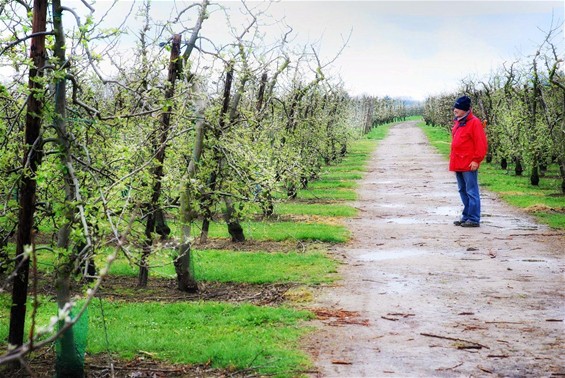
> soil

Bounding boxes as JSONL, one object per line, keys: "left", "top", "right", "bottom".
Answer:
{"left": 306, "top": 121, "right": 565, "bottom": 377}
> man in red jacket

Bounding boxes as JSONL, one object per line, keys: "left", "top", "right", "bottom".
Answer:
{"left": 450, "top": 95, "right": 488, "bottom": 227}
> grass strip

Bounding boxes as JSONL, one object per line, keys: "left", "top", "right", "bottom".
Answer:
{"left": 107, "top": 249, "right": 338, "bottom": 284}
{"left": 89, "top": 301, "right": 313, "bottom": 376}
{"left": 274, "top": 202, "right": 357, "bottom": 217}
{"left": 185, "top": 221, "right": 349, "bottom": 242}
{"left": 160, "top": 219, "right": 349, "bottom": 243}
{"left": 0, "top": 296, "right": 313, "bottom": 377}
{"left": 295, "top": 188, "right": 357, "bottom": 201}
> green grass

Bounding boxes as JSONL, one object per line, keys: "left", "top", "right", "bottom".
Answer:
{"left": 164, "top": 219, "right": 349, "bottom": 243}
{"left": 195, "top": 250, "right": 338, "bottom": 284}
{"left": 315, "top": 171, "right": 364, "bottom": 180}
{"left": 275, "top": 202, "right": 357, "bottom": 217}
{"left": 530, "top": 211, "right": 565, "bottom": 229}
{"left": 419, "top": 122, "right": 565, "bottom": 229}
{"left": 107, "top": 249, "right": 339, "bottom": 284}
{"left": 419, "top": 123, "right": 451, "bottom": 156}
{"left": 88, "top": 301, "right": 313, "bottom": 375}
{"left": 241, "top": 221, "right": 349, "bottom": 242}
{"left": 365, "top": 124, "right": 392, "bottom": 141}
{"left": 295, "top": 188, "right": 357, "bottom": 201}
{"left": 307, "top": 180, "right": 358, "bottom": 190}
{"left": 0, "top": 296, "right": 314, "bottom": 376}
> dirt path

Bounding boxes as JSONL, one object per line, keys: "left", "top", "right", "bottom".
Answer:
{"left": 309, "top": 121, "right": 565, "bottom": 377}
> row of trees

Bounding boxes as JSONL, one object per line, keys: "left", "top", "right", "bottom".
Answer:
{"left": 0, "top": 0, "right": 410, "bottom": 374}
{"left": 423, "top": 25, "right": 565, "bottom": 192}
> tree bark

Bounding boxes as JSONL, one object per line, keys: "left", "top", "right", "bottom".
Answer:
{"left": 51, "top": 2, "right": 87, "bottom": 376}
{"left": 224, "top": 196, "right": 245, "bottom": 242}
{"left": 559, "top": 159, "right": 565, "bottom": 194}
{"left": 530, "top": 162, "right": 540, "bottom": 186}
{"left": 8, "top": 0, "right": 47, "bottom": 354}
{"left": 176, "top": 81, "right": 207, "bottom": 292}
{"left": 200, "top": 63, "right": 233, "bottom": 242}
{"left": 138, "top": 34, "right": 181, "bottom": 287}
{"left": 175, "top": 0, "right": 209, "bottom": 291}
{"left": 515, "top": 158, "right": 523, "bottom": 176}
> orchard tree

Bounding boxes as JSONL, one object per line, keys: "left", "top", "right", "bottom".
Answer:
{"left": 424, "top": 23, "right": 564, "bottom": 192}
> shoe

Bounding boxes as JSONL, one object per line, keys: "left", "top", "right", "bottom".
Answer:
{"left": 453, "top": 220, "right": 463, "bottom": 226}
{"left": 460, "top": 221, "right": 480, "bottom": 227}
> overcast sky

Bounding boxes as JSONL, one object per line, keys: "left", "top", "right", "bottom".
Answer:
{"left": 232, "top": 0, "right": 564, "bottom": 101}
{"left": 3, "top": 1, "right": 564, "bottom": 101}
{"left": 117, "top": 0, "right": 565, "bottom": 100}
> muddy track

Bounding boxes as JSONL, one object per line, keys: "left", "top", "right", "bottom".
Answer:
{"left": 308, "top": 121, "right": 565, "bottom": 377}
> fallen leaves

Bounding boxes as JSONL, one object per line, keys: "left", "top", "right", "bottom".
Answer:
{"left": 331, "top": 360, "right": 353, "bottom": 365}
{"left": 311, "top": 308, "right": 370, "bottom": 326}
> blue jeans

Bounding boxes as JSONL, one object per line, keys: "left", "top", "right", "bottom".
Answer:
{"left": 455, "top": 171, "right": 481, "bottom": 223}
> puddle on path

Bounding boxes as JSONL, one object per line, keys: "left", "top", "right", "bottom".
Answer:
{"left": 356, "top": 248, "right": 428, "bottom": 261}
{"left": 429, "top": 206, "right": 458, "bottom": 216}
{"left": 377, "top": 203, "right": 405, "bottom": 208}
{"left": 385, "top": 217, "right": 444, "bottom": 224}
{"left": 483, "top": 214, "right": 541, "bottom": 230}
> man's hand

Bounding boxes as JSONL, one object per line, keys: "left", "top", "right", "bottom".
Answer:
{"left": 469, "top": 161, "right": 479, "bottom": 171}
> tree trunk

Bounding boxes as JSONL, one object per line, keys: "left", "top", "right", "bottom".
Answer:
{"left": 224, "top": 196, "right": 245, "bottom": 242}
{"left": 256, "top": 71, "right": 267, "bottom": 113}
{"left": 200, "top": 63, "right": 233, "bottom": 242}
{"left": 177, "top": 78, "right": 208, "bottom": 292}
{"left": 515, "top": 158, "right": 523, "bottom": 176}
{"left": 138, "top": 34, "right": 181, "bottom": 287}
{"left": 174, "top": 242, "right": 197, "bottom": 292}
{"left": 8, "top": 0, "right": 47, "bottom": 355}
{"left": 138, "top": 237, "right": 152, "bottom": 287}
{"left": 261, "top": 192, "right": 274, "bottom": 217}
{"left": 55, "top": 263, "right": 84, "bottom": 378}
{"left": 51, "top": 2, "right": 87, "bottom": 375}
{"left": 154, "top": 209, "right": 170, "bottom": 239}
{"left": 287, "top": 184, "right": 297, "bottom": 199}
{"left": 530, "top": 163, "right": 540, "bottom": 186}
{"left": 172, "top": 1, "right": 208, "bottom": 292}
{"left": 199, "top": 168, "right": 217, "bottom": 244}
{"left": 560, "top": 160, "right": 565, "bottom": 194}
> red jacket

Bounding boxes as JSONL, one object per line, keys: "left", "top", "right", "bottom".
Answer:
{"left": 449, "top": 111, "right": 488, "bottom": 172}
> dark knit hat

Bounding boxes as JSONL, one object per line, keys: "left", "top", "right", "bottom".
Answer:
{"left": 453, "top": 95, "right": 471, "bottom": 111}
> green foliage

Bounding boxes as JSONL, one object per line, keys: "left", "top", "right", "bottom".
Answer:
{"left": 423, "top": 31, "right": 565, "bottom": 194}
{"left": 1, "top": 2, "right": 409, "bottom": 375}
